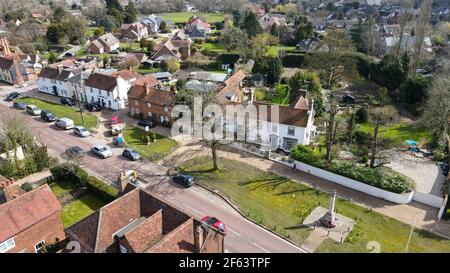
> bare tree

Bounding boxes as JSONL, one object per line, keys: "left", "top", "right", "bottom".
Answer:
{"left": 411, "top": 0, "right": 432, "bottom": 76}
{"left": 362, "top": 15, "right": 382, "bottom": 56}
{"left": 419, "top": 74, "right": 450, "bottom": 146}
{"left": 369, "top": 106, "right": 398, "bottom": 168}
{"left": 325, "top": 96, "right": 340, "bottom": 162}
{"left": 394, "top": 0, "right": 414, "bottom": 60}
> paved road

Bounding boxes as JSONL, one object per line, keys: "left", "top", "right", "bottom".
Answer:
{"left": 0, "top": 99, "right": 305, "bottom": 253}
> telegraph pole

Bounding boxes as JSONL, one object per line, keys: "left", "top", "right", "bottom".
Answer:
{"left": 77, "top": 66, "right": 85, "bottom": 125}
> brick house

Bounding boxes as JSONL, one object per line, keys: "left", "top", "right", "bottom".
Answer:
{"left": 65, "top": 183, "right": 225, "bottom": 253}
{"left": 0, "top": 55, "right": 36, "bottom": 86}
{"left": 0, "top": 184, "right": 65, "bottom": 253}
{"left": 151, "top": 35, "right": 191, "bottom": 62}
{"left": 128, "top": 75, "right": 175, "bottom": 124}
{"left": 120, "top": 22, "right": 148, "bottom": 41}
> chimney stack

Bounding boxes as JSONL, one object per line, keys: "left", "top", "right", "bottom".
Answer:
{"left": 194, "top": 225, "right": 204, "bottom": 253}
{"left": 144, "top": 81, "right": 151, "bottom": 95}
{"left": 57, "top": 64, "right": 63, "bottom": 73}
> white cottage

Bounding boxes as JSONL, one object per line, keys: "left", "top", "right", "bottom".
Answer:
{"left": 83, "top": 72, "right": 132, "bottom": 110}
{"left": 38, "top": 66, "right": 79, "bottom": 98}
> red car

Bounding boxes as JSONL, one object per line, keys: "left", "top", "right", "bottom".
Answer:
{"left": 201, "top": 216, "right": 227, "bottom": 234}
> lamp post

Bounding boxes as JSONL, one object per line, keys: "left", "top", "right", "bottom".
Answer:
{"left": 76, "top": 66, "right": 85, "bottom": 125}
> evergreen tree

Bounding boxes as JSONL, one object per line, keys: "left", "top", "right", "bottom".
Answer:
{"left": 270, "top": 23, "right": 278, "bottom": 37}
{"left": 241, "top": 10, "right": 262, "bottom": 38}
{"left": 124, "top": 2, "right": 138, "bottom": 24}
{"left": 266, "top": 57, "right": 283, "bottom": 85}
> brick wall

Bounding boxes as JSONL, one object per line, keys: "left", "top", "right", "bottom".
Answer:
{"left": 129, "top": 99, "right": 171, "bottom": 124}
{"left": 7, "top": 212, "right": 65, "bottom": 253}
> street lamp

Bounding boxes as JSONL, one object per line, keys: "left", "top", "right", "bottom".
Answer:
{"left": 75, "top": 66, "right": 85, "bottom": 125}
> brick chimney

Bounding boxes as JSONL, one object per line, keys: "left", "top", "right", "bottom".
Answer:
{"left": 194, "top": 225, "right": 204, "bottom": 253}
{"left": 144, "top": 81, "right": 151, "bottom": 95}
{"left": 57, "top": 64, "right": 63, "bottom": 73}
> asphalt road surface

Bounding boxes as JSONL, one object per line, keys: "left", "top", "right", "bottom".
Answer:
{"left": 0, "top": 97, "right": 306, "bottom": 253}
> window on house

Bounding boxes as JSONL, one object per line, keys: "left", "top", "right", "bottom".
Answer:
{"left": 120, "top": 245, "right": 128, "bottom": 253}
{"left": 134, "top": 100, "right": 139, "bottom": 106}
{"left": 147, "top": 103, "right": 151, "bottom": 108}
{"left": 287, "top": 126, "right": 295, "bottom": 136}
{"left": 0, "top": 238, "right": 15, "bottom": 253}
{"left": 164, "top": 106, "right": 169, "bottom": 112}
{"left": 34, "top": 240, "right": 45, "bottom": 253}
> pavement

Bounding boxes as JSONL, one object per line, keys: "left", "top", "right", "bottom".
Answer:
{"left": 0, "top": 99, "right": 305, "bottom": 253}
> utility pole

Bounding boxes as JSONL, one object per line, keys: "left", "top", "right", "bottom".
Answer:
{"left": 404, "top": 213, "right": 418, "bottom": 253}
{"left": 77, "top": 66, "right": 85, "bottom": 125}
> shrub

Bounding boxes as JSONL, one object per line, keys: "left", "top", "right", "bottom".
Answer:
{"left": 20, "top": 182, "right": 33, "bottom": 192}
{"left": 255, "top": 88, "right": 266, "bottom": 101}
{"left": 86, "top": 176, "right": 118, "bottom": 203}
{"left": 50, "top": 164, "right": 88, "bottom": 187}
{"left": 290, "top": 145, "right": 322, "bottom": 167}
{"left": 355, "top": 106, "right": 368, "bottom": 123}
{"left": 354, "top": 131, "right": 372, "bottom": 146}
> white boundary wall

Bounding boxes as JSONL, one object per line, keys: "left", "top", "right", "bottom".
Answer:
{"left": 294, "top": 161, "right": 415, "bottom": 204}
{"left": 413, "top": 192, "right": 444, "bottom": 208}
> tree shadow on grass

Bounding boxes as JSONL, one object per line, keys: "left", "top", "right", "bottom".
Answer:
{"left": 284, "top": 224, "right": 309, "bottom": 230}
{"left": 275, "top": 188, "right": 316, "bottom": 196}
{"left": 239, "top": 176, "right": 291, "bottom": 191}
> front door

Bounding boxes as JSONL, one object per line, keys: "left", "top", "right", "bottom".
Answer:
{"left": 52, "top": 86, "right": 58, "bottom": 96}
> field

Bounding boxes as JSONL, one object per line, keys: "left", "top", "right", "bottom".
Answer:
{"left": 178, "top": 156, "right": 450, "bottom": 252}
{"left": 17, "top": 97, "right": 98, "bottom": 129}
{"left": 159, "top": 12, "right": 225, "bottom": 24}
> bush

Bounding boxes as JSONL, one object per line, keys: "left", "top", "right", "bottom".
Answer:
{"left": 50, "top": 164, "right": 88, "bottom": 187}
{"left": 290, "top": 145, "right": 322, "bottom": 167}
{"left": 20, "top": 182, "right": 33, "bottom": 192}
{"left": 86, "top": 176, "right": 118, "bottom": 203}
{"left": 255, "top": 88, "right": 266, "bottom": 101}
{"left": 354, "top": 131, "right": 372, "bottom": 146}
{"left": 355, "top": 106, "right": 369, "bottom": 123}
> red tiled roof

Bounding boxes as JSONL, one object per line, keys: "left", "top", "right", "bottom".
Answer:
{"left": 84, "top": 73, "right": 118, "bottom": 91}
{"left": 132, "top": 75, "right": 160, "bottom": 87}
{"left": 128, "top": 84, "right": 175, "bottom": 106}
{"left": 0, "top": 184, "right": 61, "bottom": 242}
{"left": 112, "top": 70, "right": 143, "bottom": 82}
{"left": 253, "top": 101, "right": 310, "bottom": 127}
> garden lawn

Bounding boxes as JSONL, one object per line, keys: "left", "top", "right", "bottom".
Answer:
{"left": 178, "top": 156, "right": 450, "bottom": 253}
{"left": 357, "top": 122, "right": 432, "bottom": 146}
{"left": 16, "top": 98, "right": 98, "bottom": 129}
{"left": 60, "top": 193, "right": 106, "bottom": 228}
{"left": 120, "top": 42, "right": 141, "bottom": 51}
{"left": 159, "top": 12, "right": 225, "bottom": 24}
{"left": 266, "top": 46, "right": 297, "bottom": 57}
{"left": 49, "top": 181, "right": 77, "bottom": 197}
{"left": 261, "top": 84, "right": 291, "bottom": 106}
{"left": 122, "top": 126, "right": 178, "bottom": 161}
{"left": 201, "top": 42, "right": 227, "bottom": 53}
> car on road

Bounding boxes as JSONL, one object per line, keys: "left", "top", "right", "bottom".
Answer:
{"left": 13, "top": 101, "right": 27, "bottom": 110}
{"left": 109, "top": 49, "right": 119, "bottom": 54}
{"left": 91, "top": 144, "right": 112, "bottom": 159}
{"left": 85, "top": 103, "right": 101, "bottom": 112}
{"left": 122, "top": 148, "right": 141, "bottom": 161}
{"left": 5, "top": 92, "right": 19, "bottom": 102}
{"left": 60, "top": 97, "right": 76, "bottom": 106}
{"left": 172, "top": 173, "right": 194, "bottom": 188}
{"left": 40, "top": 110, "right": 57, "bottom": 122}
{"left": 26, "top": 104, "right": 41, "bottom": 116}
{"left": 55, "top": 118, "right": 75, "bottom": 130}
{"left": 65, "top": 146, "right": 85, "bottom": 157}
{"left": 73, "top": 126, "right": 90, "bottom": 137}
{"left": 201, "top": 216, "right": 227, "bottom": 234}
{"left": 137, "top": 119, "right": 156, "bottom": 128}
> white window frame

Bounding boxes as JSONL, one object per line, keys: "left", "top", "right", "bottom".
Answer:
{"left": 287, "top": 126, "right": 295, "bottom": 136}
{"left": 34, "top": 240, "right": 45, "bottom": 253}
{"left": 0, "top": 238, "right": 16, "bottom": 253}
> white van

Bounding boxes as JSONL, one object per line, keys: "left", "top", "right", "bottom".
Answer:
{"left": 55, "top": 118, "right": 75, "bottom": 130}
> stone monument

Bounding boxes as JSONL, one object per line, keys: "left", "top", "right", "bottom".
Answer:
{"left": 320, "top": 190, "right": 337, "bottom": 228}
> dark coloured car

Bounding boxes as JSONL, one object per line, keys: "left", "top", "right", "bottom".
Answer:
{"left": 60, "top": 97, "right": 76, "bottom": 106}
{"left": 5, "top": 92, "right": 19, "bottom": 102}
{"left": 85, "top": 103, "right": 101, "bottom": 112}
{"left": 172, "top": 174, "right": 194, "bottom": 188}
{"left": 122, "top": 148, "right": 141, "bottom": 161}
{"left": 137, "top": 119, "right": 155, "bottom": 128}
{"left": 65, "top": 146, "right": 85, "bottom": 157}
{"left": 13, "top": 101, "right": 27, "bottom": 110}
{"left": 201, "top": 216, "right": 227, "bottom": 234}
{"left": 40, "top": 110, "right": 57, "bottom": 122}
{"left": 109, "top": 49, "right": 119, "bottom": 54}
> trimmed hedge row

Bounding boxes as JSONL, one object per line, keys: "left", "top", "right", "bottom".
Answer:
{"left": 290, "top": 145, "right": 413, "bottom": 194}
{"left": 50, "top": 164, "right": 118, "bottom": 202}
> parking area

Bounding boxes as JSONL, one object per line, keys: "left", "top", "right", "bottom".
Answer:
{"left": 387, "top": 152, "right": 446, "bottom": 196}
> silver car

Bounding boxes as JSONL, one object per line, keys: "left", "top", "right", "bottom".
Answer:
{"left": 73, "top": 126, "right": 90, "bottom": 137}
{"left": 26, "top": 104, "right": 41, "bottom": 116}
{"left": 91, "top": 144, "right": 112, "bottom": 159}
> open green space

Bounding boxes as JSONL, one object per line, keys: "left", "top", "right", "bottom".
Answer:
{"left": 60, "top": 193, "right": 107, "bottom": 228}
{"left": 159, "top": 12, "right": 225, "bottom": 24}
{"left": 266, "top": 46, "right": 297, "bottom": 57}
{"left": 357, "top": 122, "right": 432, "bottom": 145}
{"left": 122, "top": 126, "right": 178, "bottom": 161}
{"left": 49, "top": 180, "right": 77, "bottom": 197}
{"left": 17, "top": 97, "right": 98, "bottom": 129}
{"left": 178, "top": 156, "right": 450, "bottom": 252}
{"left": 200, "top": 42, "right": 227, "bottom": 53}
{"left": 119, "top": 42, "right": 142, "bottom": 51}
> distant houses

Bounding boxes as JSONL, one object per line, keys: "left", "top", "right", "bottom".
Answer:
{"left": 151, "top": 32, "right": 191, "bottom": 62}
{"left": 120, "top": 22, "right": 148, "bottom": 41}
{"left": 87, "top": 33, "right": 120, "bottom": 55}
{"left": 185, "top": 16, "right": 211, "bottom": 39}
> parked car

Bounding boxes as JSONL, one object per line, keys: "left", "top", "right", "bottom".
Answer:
{"left": 5, "top": 92, "right": 19, "bottom": 102}
{"left": 201, "top": 216, "right": 227, "bottom": 234}
{"left": 13, "top": 101, "right": 27, "bottom": 110}
{"left": 65, "top": 146, "right": 85, "bottom": 157}
{"left": 40, "top": 110, "right": 57, "bottom": 122}
{"left": 110, "top": 49, "right": 119, "bottom": 54}
{"left": 122, "top": 148, "right": 141, "bottom": 161}
{"left": 137, "top": 119, "right": 156, "bottom": 128}
{"left": 73, "top": 126, "right": 90, "bottom": 137}
{"left": 172, "top": 173, "right": 194, "bottom": 188}
{"left": 85, "top": 103, "right": 101, "bottom": 112}
{"left": 91, "top": 144, "right": 112, "bottom": 159}
{"left": 26, "top": 104, "right": 41, "bottom": 116}
{"left": 55, "top": 118, "right": 75, "bottom": 130}
{"left": 60, "top": 97, "right": 76, "bottom": 106}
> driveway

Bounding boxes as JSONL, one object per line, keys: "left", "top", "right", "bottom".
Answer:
{"left": 387, "top": 152, "right": 446, "bottom": 197}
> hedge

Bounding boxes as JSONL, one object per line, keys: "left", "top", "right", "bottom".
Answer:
{"left": 86, "top": 176, "right": 118, "bottom": 203}
{"left": 290, "top": 145, "right": 413, "bottom": 194}
{"left": 281, "top": 53, "right": 306, "bottom": 68}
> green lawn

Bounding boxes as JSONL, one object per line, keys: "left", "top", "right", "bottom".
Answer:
{"left": 178, "top": 156, "right": 450, "bottom": 253}
{"left": 201, "top": 42, "right": 227, "bottom": 53}
{"left": 85, "top": 27, "right": 98, "bottom": 38}
{"left": 357, "top": 122, "right": 432, "bottom": 146}
{"left": 122, "top": 126, "right": 178, "bottom": 161}
{"left": 266, "top": 46, "right": 297, "bottom": 57}
{"left": 119, "top": 42, "right": 141, "bottom": 51}
{"left": 49, "top": 181, "right": 77, "bottom": 197}
{"left": 17, "top": 98, "right": 98, "bottom": 129}
{"left": 159, "top": 12, "right": 225, "bottom": 24}
{"left": 260, "top": 84, "right": 291, "bottom": 106}
{"left": 60, "top": 193, "right": 106, "bottom": 228}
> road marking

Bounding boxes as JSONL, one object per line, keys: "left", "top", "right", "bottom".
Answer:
{"left": 227, "top": 228, "right": 241, "bottom": 237}
{"left": 252, "top": 242, "right": 270, "bottom": 253}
